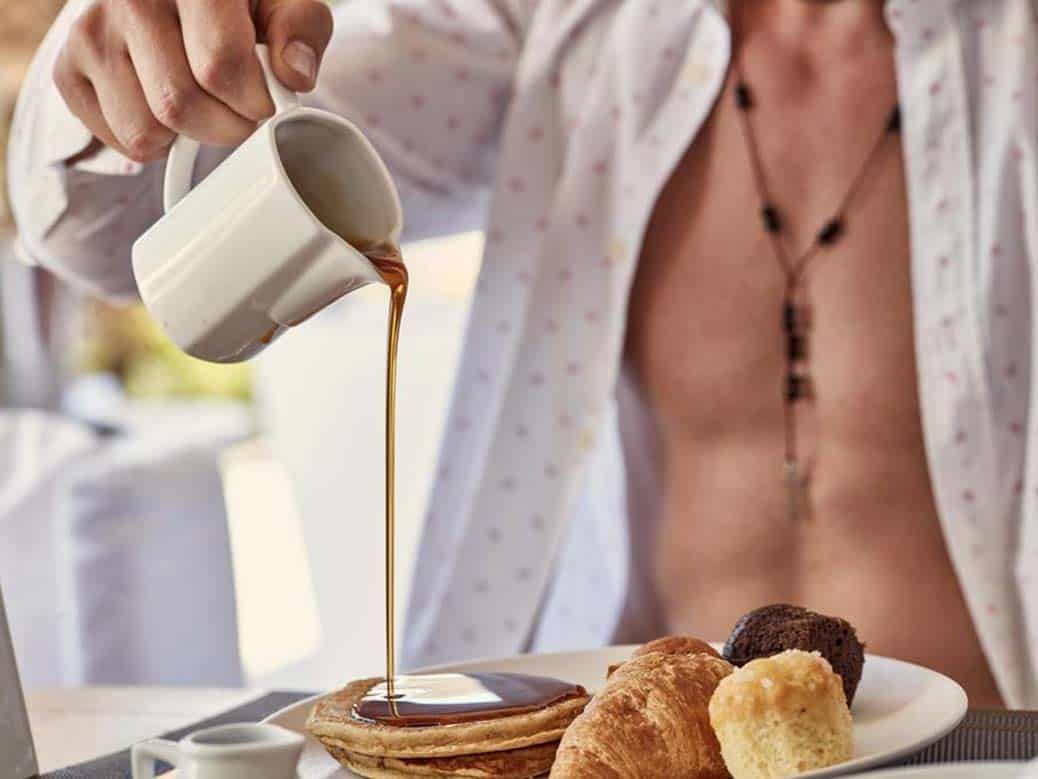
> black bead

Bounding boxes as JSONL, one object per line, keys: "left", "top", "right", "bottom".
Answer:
{"left": 762, "top": 204, "right": 782, "bottom": 233}
{"left": 782, "top": 301, "right": 797, "bottom": 333}
{"left": 887, "top": 106, "right": 902, "bottom": 134}
{"left": 786, "top": 373, "right": 811, "bottom": 402}
{"left": 818, "top": 217, "right": 844, "bottom": 245}
{"left": 735, "top": 82, "right": 753, "bottom": 109}
{"left": 788, "top": 333, "right": 807, "bottom": 361}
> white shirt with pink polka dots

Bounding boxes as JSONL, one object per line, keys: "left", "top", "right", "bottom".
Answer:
{"left": 8, "top": 0, "right": 1038, "bottom": 706}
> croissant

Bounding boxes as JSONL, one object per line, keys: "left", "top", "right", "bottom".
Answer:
{"left": 550, "top": 651, "right": 734, "bottom": 779}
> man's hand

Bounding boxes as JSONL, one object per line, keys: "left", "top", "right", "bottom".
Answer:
{"left": 54, "top": 0, "right": 334, "bottom": 162}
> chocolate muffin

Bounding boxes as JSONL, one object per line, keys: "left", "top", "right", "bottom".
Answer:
{"left": 722, "top": 604, "right": 865, "bottom": 705}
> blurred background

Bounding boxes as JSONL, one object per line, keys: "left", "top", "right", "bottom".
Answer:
{"left": 0, "top": 0, "right": 480, "bottom": 694}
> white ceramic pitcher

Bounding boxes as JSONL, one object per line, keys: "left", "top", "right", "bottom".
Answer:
{"left": 132, "top": 46, "right": 403, "bottom": 364}
{"left": 131, "top": 723, "right": 304, "bottom": 779}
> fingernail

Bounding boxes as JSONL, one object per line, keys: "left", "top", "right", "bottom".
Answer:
{"left": 283, "top": 41, "right": 317, "bottom": 83}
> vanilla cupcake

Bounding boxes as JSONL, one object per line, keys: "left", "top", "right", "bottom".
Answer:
{"left": 708, "top": 649, "right": 853, "bottom": 779}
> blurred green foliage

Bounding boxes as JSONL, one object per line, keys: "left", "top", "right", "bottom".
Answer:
{"left": 79, "top": 302, "right": 252, "bottom": 400}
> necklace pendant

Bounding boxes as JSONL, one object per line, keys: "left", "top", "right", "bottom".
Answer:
{"left": 785, "top": 460, "right": 808, "bottom": 522}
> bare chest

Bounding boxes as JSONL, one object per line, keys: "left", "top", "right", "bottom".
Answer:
{"left": 622, "top": 66, "right": 999, "bottom": 699}
{"left": 628, "top": 65, "right": 916, "bottom": 462}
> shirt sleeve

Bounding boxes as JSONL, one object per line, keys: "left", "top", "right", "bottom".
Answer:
{"left": 6, "top": 0, "right": 526, "bottom": 300}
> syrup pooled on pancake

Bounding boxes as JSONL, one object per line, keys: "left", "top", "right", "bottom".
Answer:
{"left": 353, "top": 673, "right": 588, "bottom": 727}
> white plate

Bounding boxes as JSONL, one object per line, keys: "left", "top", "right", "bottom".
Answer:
{"left": 852, "top": 765, "right": 1026, "bottom": 778}
{"left": 265, "top": 645, "right": 968, "bottom": 778}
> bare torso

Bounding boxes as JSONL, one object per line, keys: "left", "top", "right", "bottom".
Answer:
{"left": 625, "top": 1, "right": 1002, "bottom": 706}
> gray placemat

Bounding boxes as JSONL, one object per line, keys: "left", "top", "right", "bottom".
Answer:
{"left": 38, "top": 690, "right": 315, "bottom": 779}
{"left": 897, "top": 709, "right": 1038, "bottom": 767}
{"left": 41, "top": 700, "right": 1038, "bottom": 778}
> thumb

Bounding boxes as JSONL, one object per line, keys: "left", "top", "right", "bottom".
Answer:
{"left": 256, "top": 0, "right": 334, "bottom": 93}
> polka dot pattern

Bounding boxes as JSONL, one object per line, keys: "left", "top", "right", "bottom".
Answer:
{"left": 10, "top": 0, "right": 1038, "bottom": 707}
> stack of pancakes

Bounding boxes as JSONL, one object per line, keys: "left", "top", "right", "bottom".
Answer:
{"left": 307, "top": 678, "right": 590, "bottom": 778}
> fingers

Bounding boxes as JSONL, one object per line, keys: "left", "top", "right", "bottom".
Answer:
{"left": 94, "top": 51, "right": 177, "bottom": 162}
{"left": 256, "top": 0, "right": 334, "bottom": 93}
{"left": 120, "top": 0, "right": 257, "bottom": 146}
{"left": 54, "top": 51, "right": 129, "bottom": 159}
{"left": 176, "top": 0, "right": 274, "bottom": 121}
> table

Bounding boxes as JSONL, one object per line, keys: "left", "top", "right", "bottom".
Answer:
{"left": 26, "top": 687, "right": 258, "bottom": 773}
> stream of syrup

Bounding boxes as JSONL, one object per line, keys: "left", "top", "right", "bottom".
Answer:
{"left": 363, "top": 242, "right": 409, "bottom": 701}
{"left": 358, "top": 242, "right": 586, "bottom": 726}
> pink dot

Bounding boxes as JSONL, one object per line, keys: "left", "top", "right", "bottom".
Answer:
{"left": 954, "top": 430, "right": 968, "bottom": 445}
{"left": 567, "top": 361, "right": 581, "bottom": 376}
{"left": 528, "top": 126, "right": 544, "bottom": 142}
{"left": 995, "top": 303, "right": 1009, "bottom": 317}
{"left": 929, "top": 80, "right": 942, "bottom": 96}
{"left": 548, "top": 72, "right": 561, "bottom": 89}
{"left": 411, "top": 94, "right": 426, "bottom": 108}
{"left": 558, "top": 268, "right": 573, "bottom": 282}
{"left": 401, "top": 139, "right": 415, "bottom": 153}
{"left": 936, "top": 197, "right": 950, "bottom": 212}
{"left": 585, "top": 309, "right": 600, "bottom": 323}
{"left": 962, "top": 488, "right": 975, "bottom": 503}
{"left": 488, "top": 227, "right": 504, "bottom": 243}
{"left": 446, "top": 116, "right": 460, "bottom": 130}
{"left": 545, "top": 464, "right": 559, "bottom": 479}
{"left": 946, "top": 371, "right": 958, "bottom": 383}
{"left": 938, "top": 255, "right": 950, "bottom": 268}
{"left": 545, "top": 319, "right": 560, "bottom": 334}
{"left": 1014, "top": 479, "right": 1024, "bottom": 496}
{"left": 124, "top": 162, "right": 135, "bottom": 173}
{"left": 593, "top": 160, "right": 608, "bottom": 176}
{"left": 438, "top": 464, "right": 451, "bottom": 480}
{"left": 986, "top": 603, "right": 998, "bottom": 616}
{"left": 508, "top": 176, "right": 525, "bottom": 193}
{"left": 1007, "top": 362, "right": 1018, "bottom": 379}
{"left": 921, "top": 27, "right": 935, "bottom": 42}
{"left": 115, "top": 194, "right": 129, "bottom": 206}
{"left": 575, "top": 213, "right": 589, "bottom": 229}
{"left": 662, "top": 46, "right": 676, "bottom": 60}
{"left": 610, "top": 105, "right": 622, "bottom": 121}
{"left": 455, "top": 68, "right": 470, "bottom": 82}
{"left": 1010, "top": 422, "right": 1024, "bottom": 435}
{"left": 366, "top": 68, "right": 383, "bottom": 83}
{"left": 991, "top": 243, "right": 1003, "bottom": 258}
{"left": 411, "top": 47, "right": 428, "bottom": 61}
{"left": 365, "top": 114, "right": 382, "bottom": 128}
{"left": 456, "top": 416, "right": 471, "bottom": 431}
{"left": 530, "top": 371, "right": 545, "bottom": 387}
{"left": 516, "top": 269, "right": 532, "bottom": 285}
{"left": 535, "top": 216, "right": 550, "bottom": 232}
{"left": 531, "top": 515, "right": 545, "bottom": 530}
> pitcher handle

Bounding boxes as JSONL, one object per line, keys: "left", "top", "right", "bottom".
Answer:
{"left": 162, "top": 44, "right": 300, "bottom": 213}
{"left": 131, "top": 738, "right": 181, "bottom": 779}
